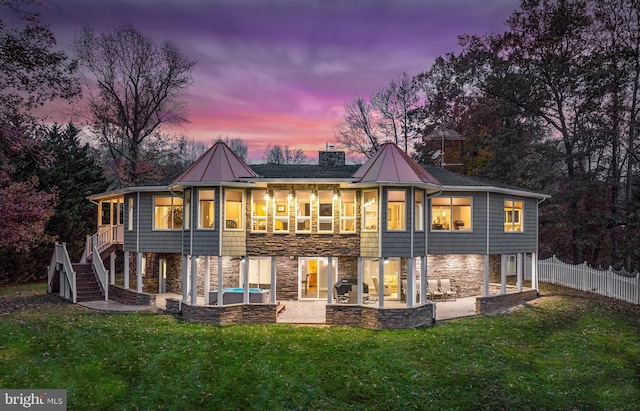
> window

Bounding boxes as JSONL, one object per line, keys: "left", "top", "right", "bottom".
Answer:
{"left": 100, "top": 201, "right": 111, "bottom": 226}
{"left": 198, "top": 189, "right": 215, "bottom": 229}
{"left": 225, "top": 190, "right": 243, "bottom": 230}
{"left": 184, "top": 190, "right": 191, "bottom": 230}
{"left": 363, "top": 190, "right": 378, "bottom": 231}
{"left": 252, "top": 190, "right": 267, "bottom": 232}
{"left": 506, "top": 255, "right": 517, "bottom": 274}
{"left": 318, "top": 191, "right": 334, "bottom": 233}
{"left": 340, "top": 191, "right": 356, "bottom": 233}
{"left": 296, "top": 191, "right": 312, "bottom": 232}
{"left": 127, "top": 198, "right": 134, "bottom": 231}
{"left": 273, "top": 190, "right": 290, "bottom": 233}
{"left": 387, "top": 190, "right": 406, "bottom": 231}
{"left": 415, "top": 190, "right": 424, "bottom": 231}
{"left": 154, "top": 196, "right": 183, "bottom": 230}
{"left": 431, "top": 197, "right": 472, "bottom": 231}
{"left": 504, "top": 200, "right": 523, "bottom": 232}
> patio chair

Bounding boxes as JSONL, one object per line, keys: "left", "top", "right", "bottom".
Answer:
{"left": 439, "top": 279, "right": 457, "bottom": 301}
{"left": 427, "top": 279, "right": 445, "bottom": 301}
{"left": 334, "top": 286, "right": 349, "bottom": 303}
{"left": 365, "top": 276, "right": 379, "bottom": 303}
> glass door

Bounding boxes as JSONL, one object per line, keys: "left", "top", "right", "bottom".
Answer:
{"left": 299, "top": 258, "right": 337, "bottom": 300}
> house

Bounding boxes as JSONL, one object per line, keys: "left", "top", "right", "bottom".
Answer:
{"left": 48, "top": 140, "right": 549, "bottom": 329}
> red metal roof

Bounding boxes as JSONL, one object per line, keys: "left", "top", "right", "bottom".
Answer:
{"left": 173, "top": 140, "right": 257, "bottom": 183}
{"left": 352, "top": 142, "right": 440, "bottom": 184}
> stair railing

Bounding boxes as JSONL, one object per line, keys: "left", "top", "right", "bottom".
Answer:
{"left": 48, "top": 242, "right": 77, "bottom": 303}
{"left": 92, "top": 242, "right": 109, "bottom": 301}
{"left": 83, "top": 224, "right": 124, "bottom": 263}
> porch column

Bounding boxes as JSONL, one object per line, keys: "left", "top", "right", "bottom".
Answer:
{"left": 190, "top": 256, "right": 198, "bottom": 305}
{"left": 217, "top": 256, "right": 223, "bottom": 306}
{"left": 270, "top": 256, "right": 276, "bottom": 304}
{"left": 531, "top": 252, "right": 538, "bottom": 291}
{"left": 357, "top": 257, "right": 363, "bottom": 304}
{"left": 123, "top": 251, "right": 130, "bottom": 289}
{"left": 420, "top": 255, "right": 427, "bottom": 304}
{"left": 516, "top": 253, "right": 523, "bottom": 292}
{"left": 242, "top": 257, "right": 249, "bottom": 304}
{"left": 204, "top": 257, "right": 211, "bottom": 305}
{"left": 378, "top": 258, "right": 385, "bottom": 308}
{"left": 182, "top": 255, "right": 188, "bottom": 303}
{"left": 136, "top": 253, "right": 143, "bottom": 293}
{"left": 327, "top": 256, "right": 333, "bottom": 305}
{"left": 109, "top": 252, "right": 116, "bottom": 285}
{"left": 501, "top": 254, "right": 507, "bottom": 295}
{"left": 483, "top": 254, "right": 490, "bottom": 297}
{"left": 407, "top": 257, "right": 415, "bottom": 308}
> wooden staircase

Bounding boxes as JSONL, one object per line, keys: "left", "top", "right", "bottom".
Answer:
{"left": 72, "top": 263, "right": 104, "bottom": 302}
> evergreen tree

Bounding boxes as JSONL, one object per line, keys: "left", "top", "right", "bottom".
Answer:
{"left": 40, "top": 123, "right": 108, "bottom": 260}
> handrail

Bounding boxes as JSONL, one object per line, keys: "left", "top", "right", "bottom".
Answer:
{"left": 84, "top": 224, "right": 124, "bottom": 261}
{"left": 49, "top": 243, "right": 76, "bottom": 303}
{"left": 92, "top": 242, "right": 109, "bottom": 301}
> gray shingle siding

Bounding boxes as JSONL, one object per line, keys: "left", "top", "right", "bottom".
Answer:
{"left": 488, "top": 195, "right": 538, "bottom": 254}
{"left": 123, "top": 191, "right": 182, "bottom": 253}
{"left": 427, "top": 192, "right": 488, "bottom": 255}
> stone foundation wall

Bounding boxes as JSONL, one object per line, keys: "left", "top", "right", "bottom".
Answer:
{"left": 326, "top": 303, "right": 435, "bottom": 329}
{"left": 427, "top": 255, "right": 485, "bottom": 297}
{"left": 180, "top": 302, "right": 277, "bottom": 325}
{"left": 165, "top": 297, "right": 181, "bottom": 313}
{"left": 475, "top": 289, "right": 539, "bottom": 314}
{"left": 108, "top": 284, "right": 156, "bottom": 306}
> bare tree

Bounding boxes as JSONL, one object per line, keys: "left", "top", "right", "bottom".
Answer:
{"left": 372, "top": 72, "right": 420, "bottom": 152}
{"left": 264, "top": 144, "right": 306, "bottom": 164}
{"left": 73, "top": 24, "right": 195, "bottom": 186}
{"left": 334, "top": 97, "right": 381, "bottom": 158}
{"left": 221, "top": 136, "right": 248, "bottom": 161}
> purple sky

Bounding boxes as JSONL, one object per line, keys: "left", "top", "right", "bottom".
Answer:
{"left": 38, "top": 0, "right": 520, "bottom": 161}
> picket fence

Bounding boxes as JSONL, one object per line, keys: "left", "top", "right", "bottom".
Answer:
{"left": 529, "top": 255, "right": 640, "bottom": 305}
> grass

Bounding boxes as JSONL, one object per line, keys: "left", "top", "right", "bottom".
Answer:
{"left": 1, "top": 283, "right": 639, "bottom": 410}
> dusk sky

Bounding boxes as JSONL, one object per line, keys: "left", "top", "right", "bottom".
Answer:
{"left": 36, "top": 0, "right": 521, "bottom": 161}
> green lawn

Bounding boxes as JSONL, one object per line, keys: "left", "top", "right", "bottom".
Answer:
{"left": 1, "top": 283, "right": 639, "bottom": 410}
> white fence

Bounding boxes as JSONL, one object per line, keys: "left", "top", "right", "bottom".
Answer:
{"left": 536, "top": 255, "right": 640, "bottom": 305}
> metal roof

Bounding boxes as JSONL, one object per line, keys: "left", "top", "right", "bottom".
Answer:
{"left": 173, "top": 140, "right": 257, "bottom": 183}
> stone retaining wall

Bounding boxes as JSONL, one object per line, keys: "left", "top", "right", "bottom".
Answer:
{"left": 179, "top": 302, "right": 277, "bottom": 325}
{"left": 326, "top": 303, "right": 435, "bottom": 329}
{"left": 475, "top": 289, "right": 539, "bottom": 314}
{"left": 108, "top": 284, "right": 156, "bottom": 306}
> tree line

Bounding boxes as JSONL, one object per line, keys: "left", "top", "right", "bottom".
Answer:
{"left": 335, "top": 0, "right": 640, "bottom": 270}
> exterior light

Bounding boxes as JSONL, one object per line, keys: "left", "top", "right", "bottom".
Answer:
{"left": 383, "top": 257, "right": 389, "bottom": 264}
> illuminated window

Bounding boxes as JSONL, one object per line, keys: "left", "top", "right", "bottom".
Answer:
{"left": 252, "top": 190, "right": 267, "bottom": 232}
{"left": 296, "top": 191, "right": 312, "bottom": 232}
{"left": 225, "top": 190, "right": 243, "bottom": 230}
{"left": 184, "top": 189, "right": 191, "bottom": 230}
{"left": 273, "top": 190, "right": 290, "bottom": 233}
{"left": 504, "top": 200, "right": 523, "bottom": 232}
{"left": 387, "top": 190, "right": 406, "bottom": 231}
{"left": 318, "top": 190, "right": 334, "bottom": 233}
{"left": 198, "top": 189, "right": 215, "bottom": 229}
{"left": 415, "top": 190, "right": 424, "bottom": 231}
{"left": 431, "top": 197, "right": 472, "bottom": 231}
{"left": 154, "top": 196, "right": 183, "bottom": 230}
{"left": 363, "top": 190, "right": 378, "bottom": 231}
{"left": 340, "top": 191, "right": 356, "bottom": 233}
